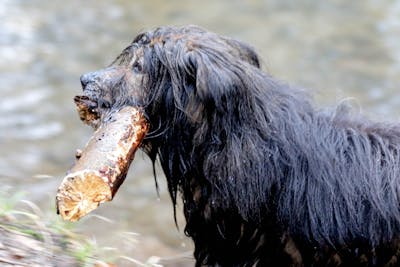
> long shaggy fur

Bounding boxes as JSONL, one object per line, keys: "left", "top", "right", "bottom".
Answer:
{"left": 80, "top": 25, "right": 400, "bottom": 266}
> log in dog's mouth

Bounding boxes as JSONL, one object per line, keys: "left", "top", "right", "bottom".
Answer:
{"left": 73, "top": 95, "right": 101, "bottom": 128}
{"left": 56, "top": 95, "right": 149, "bottom": 221}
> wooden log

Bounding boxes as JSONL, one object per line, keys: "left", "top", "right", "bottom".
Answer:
{"left": 56, "top": 105, "right": 148, "bottom": 221}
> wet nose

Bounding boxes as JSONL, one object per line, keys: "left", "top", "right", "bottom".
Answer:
{"left": 80, "top": 72, "right": 96, "bottom": 88}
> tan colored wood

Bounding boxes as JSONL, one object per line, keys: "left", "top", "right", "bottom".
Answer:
{"left": 56, "top": 105, "right": 148, "bottom": 221}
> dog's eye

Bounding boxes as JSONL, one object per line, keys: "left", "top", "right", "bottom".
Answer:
{"left": 132, "top": 61, "right": 143, "bottom": 73}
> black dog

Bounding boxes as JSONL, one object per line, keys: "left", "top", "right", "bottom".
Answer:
{"left": 79, "top": 25, "right": 400, "bottom": 266}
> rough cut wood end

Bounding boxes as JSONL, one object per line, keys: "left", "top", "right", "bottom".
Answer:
{"left": 56, "top": 171, "right": 112, "bottom": 221}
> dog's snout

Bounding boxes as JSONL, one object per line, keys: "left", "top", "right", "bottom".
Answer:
{"left": 80, "top": 72, "right": 96, "bottom": 88}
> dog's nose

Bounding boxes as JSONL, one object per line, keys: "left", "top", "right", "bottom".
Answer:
{"left": 80, "top": 72, "right": 96, "bottom": 88}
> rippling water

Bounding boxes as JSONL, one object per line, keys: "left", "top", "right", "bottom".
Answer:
{"left": 1, "top": 0, "right": 399, "bottom": 266}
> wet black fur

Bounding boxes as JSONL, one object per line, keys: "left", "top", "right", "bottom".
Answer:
{"left": 81, "top": 25, "right": 400, "bottom": 266}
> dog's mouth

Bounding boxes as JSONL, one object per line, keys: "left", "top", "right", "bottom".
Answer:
{"left": 56, "top": 94, "right": 149, "bottom": 221}
{"left": 74, "top": 95, "right": 101, "bottom": 128}
{"left": 74, "top": 89, "right": 117, "bottom": 126}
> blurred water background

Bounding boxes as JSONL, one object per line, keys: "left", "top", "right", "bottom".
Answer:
{"left": 1, "top": 0, "right": 399, "bottom": 266}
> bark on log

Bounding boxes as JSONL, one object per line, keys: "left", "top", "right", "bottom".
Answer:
{"left": 56, "top": 105, "right": 148, "bottom": 221}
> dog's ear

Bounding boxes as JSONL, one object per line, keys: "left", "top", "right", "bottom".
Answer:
{"left": 222, "top": 37, "right": 261, "bottom": 69}
{"left": 161, "top": 36, "right": 260, "bottom": 123}
{"left": 184, "top": 47, "right": 255, "bottom": 120}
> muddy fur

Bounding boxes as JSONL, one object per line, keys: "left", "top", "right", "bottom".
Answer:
{"left": 79, "top": 25, "right": 400, "bottom": 266}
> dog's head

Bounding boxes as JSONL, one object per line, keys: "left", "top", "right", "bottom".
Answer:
{"left": 77, "top": 25, "right": 273, "bottom": 219}
{"left": 80, "top": 26, "right": 261, "bottom": 132}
